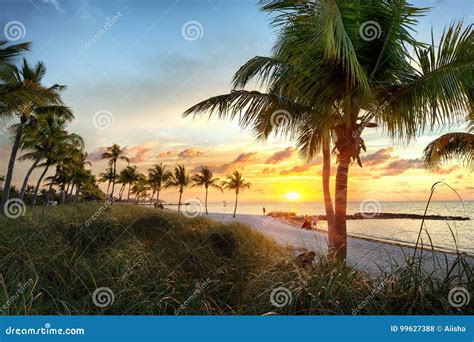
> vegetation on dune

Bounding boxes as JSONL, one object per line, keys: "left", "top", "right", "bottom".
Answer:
{"left": 0, "top": 204, "right": 471, "bottom": 315}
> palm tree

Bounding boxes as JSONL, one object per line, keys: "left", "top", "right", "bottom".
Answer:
{"left": 148, "top": 163, "right": 172, "bottom": 206}
{"left": 222, "top": 171, "right": 251, "bottom": 218}
{"left": 100, "top": 144, "right": 129, "bottom": 199}
{"left": 168, "top": 165, "right": 190, "bottom": 212}
{"left": 120, "top": 165, "right": 140, "bottom": 202}
{"left": 185, "top": 2, "right": 473, "bottom": 261}
{"left": 131, "top": 174, "right": 149, "bottom": 203}
{"left": 423, "top": 115, "right": 473, "bottom": 169}
{"left": 1, "top": 59, "right": 73, "bottom": 207}
{"left": 17, "top": 115, "right": 82, "bottom": 201}
{"left": 99, "top": 167, "right": 116, "bottom": 197}
{"left": 192, "top": 166, "right": 222, "bottom": 215}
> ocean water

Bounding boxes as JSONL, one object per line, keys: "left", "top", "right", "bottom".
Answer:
{"left": 204, "top": 201, "right": 474, "bottom": 254}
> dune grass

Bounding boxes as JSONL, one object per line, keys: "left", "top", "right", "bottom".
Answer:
{"left": 0, "top": 204, "right": 471, "bottom": 315}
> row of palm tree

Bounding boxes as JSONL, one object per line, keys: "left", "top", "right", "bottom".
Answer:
{"left": 184, "top": 0, "right": 473, "bottom": 261}
{"left": 97, "top": 153, "right": 251, "bottom": 217}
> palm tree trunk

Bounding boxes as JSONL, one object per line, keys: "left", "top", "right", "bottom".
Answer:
{"left": 45, "top": 174, "right": 55, "bottom": 204}
{"left": 19, "top": 156, "right": 41, "bottom": 201}
{"left": 68, "top": 183, "right": 75, "bottom": 202}
{"left": 74, "top": 185, "right": 81, "bottom": 203}
{"left": 127, "top": 183, "right": 132, "bottom": 203}
{"left": 31, "top": 164, "right": 50, "bottom": 206}
{"left": 178, "top": 190, "right": 183, "bottom": 212}
{"left": 118, "top": 184, "right": 125, "bottom": 200}
{"left": 110, "top": 160, "right": 117, "bottom": 198}
{"left": 333, "top": 152, "right": 350, "bottom": 262}
{"left": 60, "top": 183, "right": 66, "bottom": 204}
{"left": 2, "top": 119, "right": 26, "bottom": 207}
{"left": 233, "top": 191, "right": 239, "bottom": 218}
{"left": 205, "top": 186, "right": 209, "bottom": 215}
{"left": 106, "top": 181, "right": 111, "bottom": 196}
{"left": 149, "top": 189, "right": 155, "bottom": 207}
{"left": 156, "top": 187, "right": 161, "bottom": 206}
{"left": 322, "top": 139, "right": 336, "bottom": 250}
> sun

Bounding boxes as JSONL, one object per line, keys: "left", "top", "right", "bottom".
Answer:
{"left": 286, "top": 192, "right": 301, "bottom": 201}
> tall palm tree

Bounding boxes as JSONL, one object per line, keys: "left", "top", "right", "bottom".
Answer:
{"left": 423, "top": 115, "right": 473, "bottom": 169}
{"left": 131, "top": 174, "right": 149, "bottom": 203}
{"left": 192, "top": 166, "right": 222, "bottom": 215}
{"left": 120, "top": 165, "right": 139, "bottom": 203}
{"left": 1, "top": 59, "right": 73, "bottom": 207}
{"left": 17, "top": 115, "right": 82, "bottom": 201}
{"left": 222, "top": 171, "right": 251, "bottom": 218}
{"left": 100, "top": 144, "right": 129, "bottom": 199}
{"left": 148, "top": 163, "right": 172, "bottom": 206}
{"left": 168, "top": 165, "right": 190, "bottom": 212}
{"left": 99, "top": 167, "right": 116, "bottom": 197}
{"left": 185, "top": 1, "right": 473, "bottom": 261}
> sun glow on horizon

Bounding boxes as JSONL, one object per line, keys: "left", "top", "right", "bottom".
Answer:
{"left": 286, "top": 192, "right": 301, "bottom": 201}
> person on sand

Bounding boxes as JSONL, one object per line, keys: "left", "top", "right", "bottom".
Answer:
{"left": 302, "top": 215, "right": 312, "bottom": 229}
{"left": 262, "top": 207, "right": 266, "bottom": 216}
{"left": 313, "top": 215, "right": 317, "bottom": 229}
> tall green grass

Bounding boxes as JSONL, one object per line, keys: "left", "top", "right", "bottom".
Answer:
{"left": 0, "top": 204, "right": 471, "bottom": 315}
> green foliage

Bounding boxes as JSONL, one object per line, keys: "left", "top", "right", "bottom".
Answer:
{"left": 0, "top": 204, "right": 471, "bottom": 315}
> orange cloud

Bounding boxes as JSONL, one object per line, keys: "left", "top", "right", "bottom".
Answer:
{"left": 178, "top": 148, "right": 203, "bottom": 159}
{"left": 214, "top": 152, "right": 258, "bottom": 174}
{"left": 125, "top": 145, "right": 152, "bottom": 163}
{"left": 361, "top": 147, "right": 394, "bottom": 166}
{"left": 382, "top": 158, "right": 424, "bottom": 176}
{"left": 266, "top": 147, "right": 295, "bottom": 164}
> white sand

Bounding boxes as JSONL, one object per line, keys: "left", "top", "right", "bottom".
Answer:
{"left": 207, "top": 212, "right": 472, "bottom": 277}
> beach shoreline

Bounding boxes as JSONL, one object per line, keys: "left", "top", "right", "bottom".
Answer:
{"left": 204, "top": 211, "right": 473, "bottom": 276}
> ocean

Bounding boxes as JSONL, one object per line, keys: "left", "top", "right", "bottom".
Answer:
{"left": 203, "top": 201, "right": 474, "bottom": 254}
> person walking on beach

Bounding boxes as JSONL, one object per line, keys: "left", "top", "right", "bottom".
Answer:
{"left": 262, "top": 207, "right": 266, "bottom": 216}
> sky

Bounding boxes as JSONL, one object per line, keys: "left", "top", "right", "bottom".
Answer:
{"left": 0, "top": 0, "right": 473, "bottom": 204}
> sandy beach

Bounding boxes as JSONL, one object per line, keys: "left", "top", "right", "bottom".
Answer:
{"left": 207, "top": 212, "right": 473, "bottom": 277}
